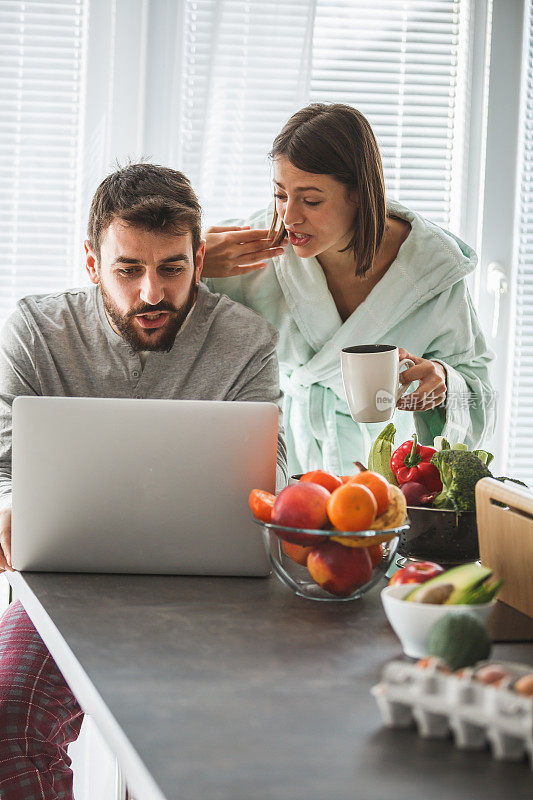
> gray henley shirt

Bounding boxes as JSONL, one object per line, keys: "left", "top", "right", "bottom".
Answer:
{"left": 0, "top": 282, "right": 288, "bottom": 511}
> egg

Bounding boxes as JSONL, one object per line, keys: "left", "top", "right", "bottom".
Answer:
{"left": 475, "top": 665, "right": 510, "bottom": 686}
{"left": 514, "top": 674, "right": 533, "bottom": 697}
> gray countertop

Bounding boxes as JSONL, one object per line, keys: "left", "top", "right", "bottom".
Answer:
{"left": 7, "top": 571, "right": 533, "bottom": 800}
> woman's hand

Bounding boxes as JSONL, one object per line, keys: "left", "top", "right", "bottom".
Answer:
{"left": 202, "top": 226, "right": 287, "bottom": 278}
{"left": 0, "top": 508, "right": 13, "bottom": 572}
{"left": 397, "top": 348, "right": 447, "bottom": 412}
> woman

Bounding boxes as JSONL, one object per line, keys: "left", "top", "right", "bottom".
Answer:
{"left": 203, "top": 104, "right": 495, "bottom": 476}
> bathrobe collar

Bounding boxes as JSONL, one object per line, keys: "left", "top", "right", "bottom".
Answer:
{"left": 273, "top": 199, "right": 477, "bottom": 362}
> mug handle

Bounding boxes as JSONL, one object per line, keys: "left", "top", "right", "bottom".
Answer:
{"left": 396, "top": 358, "right": 416, "bottom": 402}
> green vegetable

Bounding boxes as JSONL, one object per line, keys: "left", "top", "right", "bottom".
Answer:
{"left": 431, "top": 450, "right": 493, "bottom": 512}
{"left": 427, "top": 612, "right": 492, "bottom": 670}
{"left": 433, "top": 437, "right": 494, "bottom": 469}
{"left": 368, "top": 423, "right": 398, "bottom": 486}
{"left": 495, "top": 476, "right": 528, "bottom": 488}
{"left": 406, "top": 562, "right": 493, "bottom": 604}
{"left": 472, "top": 449, "right": 494, "bottom": 468}
{"left": 455, "top": 578, "right": 503, "bottom": 605}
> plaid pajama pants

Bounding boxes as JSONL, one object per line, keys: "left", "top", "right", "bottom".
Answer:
{"left": 0, "top": 600, "right": 84, "bottom": 799}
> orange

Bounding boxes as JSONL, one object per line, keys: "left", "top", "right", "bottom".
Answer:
{"left": 348, "top": 471, "right": 391, "bottom": 515}
{"left": 248, "top": 489, "right": 276, "bottom": 523}
{"left": 326, "top": 483, "right": 377, "bottom": 532}
{"left": 281, "top": 540, "right": 313, "bottom": 566}
{"left": 300, "top": 470, "right": 342, "bottom": 493}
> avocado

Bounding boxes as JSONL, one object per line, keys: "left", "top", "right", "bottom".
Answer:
{"left": 406, "top": 562, "right": 493, "bottom": 604}
{"left": 427, "top": 612, "right": 492, "bottom": 669}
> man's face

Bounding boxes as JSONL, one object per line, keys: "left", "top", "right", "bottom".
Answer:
{"left": 86, "top": 220, "right": 204, "bottom": 352}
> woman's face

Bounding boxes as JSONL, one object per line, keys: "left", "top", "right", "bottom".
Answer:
{"left": 272, "top": 156, "right": 356, "bottom": 261}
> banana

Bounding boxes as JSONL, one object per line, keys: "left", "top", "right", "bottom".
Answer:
{"left": 368, "top": 423, "right": 398, "bottom": 486}
{"left": 331, "top": 531, "right": 398, "bottom": 548}
{"left": 372, "top": 484, "right": 407, "bottom": 529}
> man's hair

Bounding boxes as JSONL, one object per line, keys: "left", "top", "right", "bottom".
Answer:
{"left": 87, "top": 163, "right": 202, "bottom": 259}
{"left": 268, "top": 103, "right": 386, "bottom": 277}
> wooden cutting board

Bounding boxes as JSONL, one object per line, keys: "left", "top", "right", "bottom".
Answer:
{"left": 476, "top": 477, "right": 533, "bottom": 620}
{"left": 488, "top": 599, "right": 533, "bottom": 642}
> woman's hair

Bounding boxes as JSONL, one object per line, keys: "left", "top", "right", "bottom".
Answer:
{"left": 269, "top": 103, "right": 386, "bottom": 276}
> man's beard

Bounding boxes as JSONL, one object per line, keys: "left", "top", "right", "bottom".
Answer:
{"left": 99, "top": 278, "right": 197, "bottom": 353}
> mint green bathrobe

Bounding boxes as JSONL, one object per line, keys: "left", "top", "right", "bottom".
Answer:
{"left": 208, "top": 200, "right": 495, "bottom": 476}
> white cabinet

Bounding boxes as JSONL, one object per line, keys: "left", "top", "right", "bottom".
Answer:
{"left": 70, "top": 716, "right": 122, "bottom": 800}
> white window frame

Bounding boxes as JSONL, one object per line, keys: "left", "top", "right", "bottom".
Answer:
{"left": 467, "top": 0, "right": 527, "bottom": 468}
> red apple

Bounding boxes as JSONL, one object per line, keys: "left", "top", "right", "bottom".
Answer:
{"left": 271, "top": 483, "right": 330, "bottom": 545}
{"left": 307, "top": 541, "right": 373, "bottom": 597}
{"left": 389, "top": 560, "right": 444, "bottom": 586}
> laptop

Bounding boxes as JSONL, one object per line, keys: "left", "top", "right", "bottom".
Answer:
{"left": 11, "top": 396, "right": 278, "bottom": 575}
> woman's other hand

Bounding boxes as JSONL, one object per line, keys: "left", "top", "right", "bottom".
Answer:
{"left": 397, "top": 348, "right": 447, "bottom": 412}
{"left": 202, "top": 226, "right": 287, "bottom": 278}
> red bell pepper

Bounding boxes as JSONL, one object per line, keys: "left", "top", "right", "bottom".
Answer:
{"left": 390, "top": 434, "right": 442, "bottom": 492}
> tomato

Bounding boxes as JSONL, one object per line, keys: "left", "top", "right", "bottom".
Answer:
{"left": 248, "top": 489, "right": 276, "bottom": 523}
{"left": 389, "top": 560, "right": 444, "bottom": 586}
{"left": 339, "top": 475, "right": 354, "bottom": 484}
{"left": 300, "top": 469, "right": 342, "bottom": 493}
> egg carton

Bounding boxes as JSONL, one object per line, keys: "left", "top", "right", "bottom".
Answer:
{"left": 371, "top": 659, "right": 533, "bottom": 765}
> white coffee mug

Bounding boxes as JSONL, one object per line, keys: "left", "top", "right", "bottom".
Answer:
{"left": 341, "top": 344, "right": 415, "bottom": 424}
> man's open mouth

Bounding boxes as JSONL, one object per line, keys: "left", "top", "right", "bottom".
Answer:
{"left": 135, "top": 312, "right": 170, "bottom": 329}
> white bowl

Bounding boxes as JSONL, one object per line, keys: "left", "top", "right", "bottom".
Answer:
{"left": 381, "top": 583, "right": 496, "bottom": 659}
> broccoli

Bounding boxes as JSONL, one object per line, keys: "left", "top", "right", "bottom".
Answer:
{"left": 494, "top": 476, "right": 529, "bottom": 489}
{"left": 431, "top": 450, "right": 493, "bottom": 513}
{"left": 471, "top": 449, "right": 494, "bottom": 468}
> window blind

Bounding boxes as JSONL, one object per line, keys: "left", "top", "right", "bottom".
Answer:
{"left": 175, "top": 0, "right": 470, "bottom": 231}
{"left": 174, "top": 0, "right": 316, "bottom": 223}
{"left": 310, "top": 0, "right": 469, "bottom": 230}
{"left": 0, "top": 0, "right": 85, "bottom": 327}
{"left": 507, "top": 0, "right": 533, "bottom": 484}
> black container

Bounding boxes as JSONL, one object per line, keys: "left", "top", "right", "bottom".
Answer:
{"left": 398, "top": 507, "right": 479, "bottom": 564}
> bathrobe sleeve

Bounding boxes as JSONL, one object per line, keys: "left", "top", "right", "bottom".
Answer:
{"left": 413, "top": 281, "right": 495, "bottom": 449}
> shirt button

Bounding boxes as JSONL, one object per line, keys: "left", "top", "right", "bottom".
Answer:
{"left": 132, "top": 370, "right": 140, "bottom": 378}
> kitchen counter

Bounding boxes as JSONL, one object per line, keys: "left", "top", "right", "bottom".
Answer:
{"left": 7, "top": 571, "right": 533, "bottom": 800}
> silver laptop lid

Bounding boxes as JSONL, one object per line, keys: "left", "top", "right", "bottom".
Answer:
{"left": 12, "top": 396, "right": 277, "bottom": 575}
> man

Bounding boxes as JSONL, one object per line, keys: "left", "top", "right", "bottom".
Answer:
{"left": 0, "top": 163, "right": 287, "bottom": 796}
